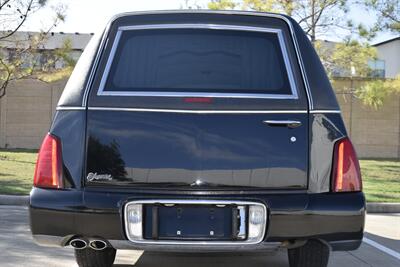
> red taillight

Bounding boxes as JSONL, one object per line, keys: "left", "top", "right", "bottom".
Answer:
{"left": 331, "top": 138, "right": 362, "bottom": 192}
{"left": 33, "top": 134, "right": 63, "bottom": 189}
{"left": 183, "top": 97, "right": 213, "bottom": 103}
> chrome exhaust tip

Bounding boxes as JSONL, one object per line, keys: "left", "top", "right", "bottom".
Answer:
{"left": 70, "top": 238, "right": 88, "bottom": 250}
{"left": 89, "top": 240, "right": 108, "bottom": 251}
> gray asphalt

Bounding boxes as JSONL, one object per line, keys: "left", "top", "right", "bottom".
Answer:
{"left": 1, "top": 206, "right": 399, "bottom": 267}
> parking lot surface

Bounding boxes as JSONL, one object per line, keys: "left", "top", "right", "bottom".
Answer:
{"left": 0, "top": 206, "right": 399, "bottom": 267}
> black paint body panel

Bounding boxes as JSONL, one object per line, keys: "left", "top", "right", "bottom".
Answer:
{"left": 86, "top": 111, "right": 309, "bottom": 189}
{"left": 30, "top": 187, "right": 365, "bottom": 251}
{"left": 309, "top": 113, "right": 347, "bottom": 192}
{"left": 31, "top": 11, "right": 364, "bottom": 253}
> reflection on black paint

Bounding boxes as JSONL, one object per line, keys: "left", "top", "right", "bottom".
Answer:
{"left": 86, "top": 136, "right": 127, "bottom": 180}
{"left": 86, "top": 111, "right": 310, "bottom": 188}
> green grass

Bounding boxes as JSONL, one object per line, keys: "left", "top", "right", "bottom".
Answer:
{"left": 360, "top": 159, "right": 400, "bottom": 203}
{"left": 0, "top": 149, "right": 37, "bottom": 195}
{"left": 0, "top": 149, "right": 399, "bottom": 202}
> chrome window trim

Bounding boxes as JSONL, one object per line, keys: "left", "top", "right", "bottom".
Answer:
{"left": 310, "top": 110, "right": 341, "bottom": 114}
{"left": 87, "top": 106, "right": 308, "bottom": 114}
{"left": 124, "top": 199, "right": 267, "bottom": 245}
{"left": 81, "top": 11, "right": 314, "bottom": 109}
{"left": 96, "top": 24, "right": 298, "bottom": 100}
{"left": 82, "top": 27, "right": 111, "bottom": 108}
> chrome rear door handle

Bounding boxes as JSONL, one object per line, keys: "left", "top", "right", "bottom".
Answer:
{"left": 263, "top": 120, "right": 302, "bottom": 129}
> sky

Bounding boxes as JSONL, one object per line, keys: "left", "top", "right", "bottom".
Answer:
{"left": 24, "top": 0, "right": 188, "bottom": 34}
{"left": 22, "top": 0, "right": 396, "bottom": 44}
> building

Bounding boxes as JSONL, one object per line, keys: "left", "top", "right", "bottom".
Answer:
{"left": 0, "top": 32, "right": 400, "bottom": 158}
{"left": 373, "top": 36, "right": 400, "bottom": 79}
{"left": 0, "top": 31, "right": 93, "bottom": 69}
{"left": 0, "top": 31, "right": 93, "bottom": 149}
{"left": 316, "top": 37, "right": 400, "bottom": 79}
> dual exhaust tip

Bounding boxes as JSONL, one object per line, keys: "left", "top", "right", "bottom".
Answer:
{"left": 69, "top": 238, "right": 108, "bottom": 250}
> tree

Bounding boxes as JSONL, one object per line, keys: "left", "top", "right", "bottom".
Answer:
{"left": 0, "top": 0, "right": 71, "bottom": 98}
{"left": 208, "top": 0, "right": 237, "bottom": 9}
{"left": 208, "top": 0, "right": 354, "bottom": 43}
{"left": 315, "top": 39, "right": 400, "bottom": 109}
{"left": 356, "top": 76, "right": 400, "bottom": 109}
{"left": 313, "top": 38, "right": 398, "bottom": 109}
{"left": 0, "top": 0, "right": 47, "bottom": 41}
{"left": 181, "top": 0, "right": 203, "bottom": 9}
{"left": 315, "top": 39, "right": 377, "bottom": 78}
{"left": 363, "top": 0, "right": 400, "bottom": 33}
{"left": 206, "top": 0, "right": 400, "bottom": 109}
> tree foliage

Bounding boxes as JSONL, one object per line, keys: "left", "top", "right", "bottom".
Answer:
{"left": 363, "top": 0, "right": 400, "bottom": 33}
{"left": 356, "top": 79, "right": 387, "bottom": 109}
{"left": 208, "top": 0, "right": 236, "bottom": 9}
{"left": 206, "top": 0, "right": 400, "bottom": 108}
{"left": 356, "top": 76, "right": 400, "bottom": 109}
{"left": 208, "top": 0, "right": 353, "bottom": 42}
{"left": 315, "top": 39, "right": 377, "bottom": 78}
{"left": 0, "top": 0, "right": 71, "bottom": 98}
{"left": 315, "top": 38, "right": 400, "bottom": 109}
{"left": 0, "top": 0, "right": 47, "bottom": 41}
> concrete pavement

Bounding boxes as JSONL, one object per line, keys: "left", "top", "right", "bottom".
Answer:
{"left": 0, "top": 206, "right": 399, "bottom": 267}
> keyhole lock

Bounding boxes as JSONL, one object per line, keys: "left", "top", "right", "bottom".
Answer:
{"left": 290, "top": 136, "right": 297, "bottom": 143}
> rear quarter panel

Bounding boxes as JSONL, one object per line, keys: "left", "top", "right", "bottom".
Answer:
{"left": 308, "top": 113, "right": 347, "bottom": 193}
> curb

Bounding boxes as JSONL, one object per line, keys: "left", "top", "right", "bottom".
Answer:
{"left": 0, "top": 195, "right": 399, "bottom": 213}
{"left": 366, "top": 203, "right": 400, "bottom": 213}
{"left": 0, "top": 195, "right": 29, "bottom": 206}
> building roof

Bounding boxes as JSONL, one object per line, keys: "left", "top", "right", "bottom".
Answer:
{"left": 373, "top": 36, "right": 400, "bottom": 47}
{"left": 0, "top": 31, "right": 93, "bottom": 50}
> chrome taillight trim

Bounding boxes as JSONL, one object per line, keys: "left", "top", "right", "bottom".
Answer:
{"left": 124, "top": 199, "right": 267, "bottom": 245}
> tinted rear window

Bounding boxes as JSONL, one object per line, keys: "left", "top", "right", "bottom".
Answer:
{"left": 102, "top": 28, "right": 293, "bottom": 95}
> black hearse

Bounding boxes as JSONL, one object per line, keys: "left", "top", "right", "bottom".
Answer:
{"left": 30, "top": 10, "right": 365, "bottom": 267}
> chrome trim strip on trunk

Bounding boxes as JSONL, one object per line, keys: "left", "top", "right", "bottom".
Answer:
{"left": 96, "top": 24, "right": 298, "bottom": 100}
{"left": 87, "top": 107, "right": 308, "bottom": 114}
{"left": 57, "top": 106, "right": 341, "bottom": 114}
{"left": 124, "top": 199, "right": 267, "bottom": 245}
{"left": 80, "top": 11, "right": 314, "bottom": 109}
